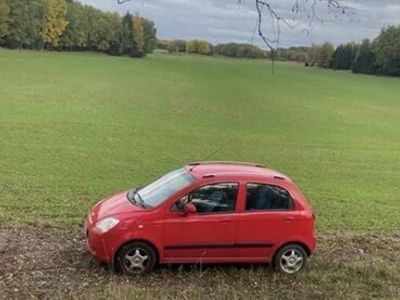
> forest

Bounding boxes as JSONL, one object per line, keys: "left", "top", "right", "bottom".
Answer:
{"left": 0, "top": 0, "right": 157, "bottom": 57}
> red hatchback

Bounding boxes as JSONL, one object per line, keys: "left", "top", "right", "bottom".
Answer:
{"left": 85, "top": 162, "right": 316, "bottom": 275}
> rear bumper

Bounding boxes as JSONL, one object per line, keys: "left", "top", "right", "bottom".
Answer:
{"left": 308, "top": 233, "right": 317, "bottom": 254}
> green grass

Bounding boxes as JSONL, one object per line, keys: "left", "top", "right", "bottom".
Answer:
{"left": 1, "top": 49, "right": 400, "bottom": 231}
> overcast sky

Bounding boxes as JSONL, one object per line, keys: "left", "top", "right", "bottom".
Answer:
{"left": 80, "top": 0, "right": 400, "bottom": 48}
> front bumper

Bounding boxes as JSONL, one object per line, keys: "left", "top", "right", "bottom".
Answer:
{"left": 84, "top": 217, "right": 113, "bottom": 263}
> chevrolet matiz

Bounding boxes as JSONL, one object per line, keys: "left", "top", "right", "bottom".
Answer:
{"left": 85, "top": 161, "right": 316, "bottom": 275}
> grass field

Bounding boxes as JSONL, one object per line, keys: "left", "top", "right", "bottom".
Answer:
{"left": 1, "top": 49, "right": 400, "bottom": 231}
{"left": 1, "top": 49, "right": 400, "bottom": 299}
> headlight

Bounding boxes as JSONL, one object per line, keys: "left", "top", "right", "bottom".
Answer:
{"left": 95, "top": 217, "right": 120, "bottom": 233}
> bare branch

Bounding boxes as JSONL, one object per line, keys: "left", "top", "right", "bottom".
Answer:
{"left": 116, "top": 0, "right": 354, "bottom": 51}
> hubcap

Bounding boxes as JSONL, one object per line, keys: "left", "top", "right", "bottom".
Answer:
{"left": 280, "top": 249, "right": 304, "bottom": 274}
{"left": 123, "top": 248, "right": 149, "bottom": 274}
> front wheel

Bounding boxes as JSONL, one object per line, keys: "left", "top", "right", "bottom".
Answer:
{"left": 116, "top": 242, "right": 156, "bottom": 275}
{"left": 274, "top": 244, "right": 308, "bottom": 274}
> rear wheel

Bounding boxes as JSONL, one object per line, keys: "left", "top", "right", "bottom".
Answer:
{"left": 116, "top": 242, "right": 156, "bottom": 275}
{"left": 274, "top": 244, "right": 307, "bottom": 274}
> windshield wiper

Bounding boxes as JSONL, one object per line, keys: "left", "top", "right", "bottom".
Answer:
{"left": 127, "top": 188, "right": 152, "bottom": 208}
{"left": 133, "top": 190, "right": 146, "bottom": 207}
{"left": 127, "top": 189, "right": 139, "bottom": 206}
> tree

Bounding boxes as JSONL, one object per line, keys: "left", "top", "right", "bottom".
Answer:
{"left": 59, "top": 1, "right": 88, "bottom": 50}
{"left": 84, "top": 5, "right": 102, "bottom": 50}
{"left": 373, "top": 26, "right": 400, "bottom": 76}
{"left": 120, "top": 12, "right": 133, "bottom": 55}
{"left": 275, "top": 46, "right": 309, "bottom": 62}
{"left": 105, "top": 12, "right": 122, "bottom": 55}
{"left": 306, "top": 44, "right": 321, "bottom": 66}
{"left": 0, "top": 0, "right": 10, "bottom": 41}
{"left": 331, "top": 43, "right": 358, "bottom": 70}
{"left": 215, "top": 43, "right": 266, "bottom": 59}
{"left": 186, "top": 39, "right": 212, "bottom": 55}
{"left": 197, "top": 40, "right": 212, "bottom": 55}
{"left": 131, "top": 15, "right": 145, "bottom": 57}
{"left": 166, "top": 40, "right": 178, "bottom": 53}
{"left": 93, "top": 11, "right": 121, "bottom": 52}
{"left": 1, "top": 0, "right": 156, "bottom": 57}
{"left": 316, "top": 42, "right": 334, "bottom": 68}
{"left": 6, "top": 0, "right": 44, "bottom": 49}
{"left": 142, "top": 18, "right": 156, "bottom": 53}
{"left": 331, "top": 44, "right": 345, "bottom": 69}
{"left": 41, "top": 0, "right": 68, "bottom": 47}
{"left": 352, "top": 39, "right": 376, "bottom": 74}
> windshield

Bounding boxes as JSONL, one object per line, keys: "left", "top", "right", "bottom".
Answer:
{"left": 131, "top": 168, "right": 196, "bottom": 207}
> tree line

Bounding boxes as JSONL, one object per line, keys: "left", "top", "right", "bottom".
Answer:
{"left": 158, "top": 39, "right": 267, "bottom": 59}
{"left": 0, "top": 0, "right": 157, "bottom": 57}
{"left": 157, "top": 25, "right": 400, "bottom": 76}
{"left": 276, "top": 25, "right": 400, "bottom": 77}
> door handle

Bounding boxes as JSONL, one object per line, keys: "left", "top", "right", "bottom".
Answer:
{"left": 285, "top": 217, "right": 294, "bottom": 223}
{"left": 221, "top": 219, "right": 232, "bottom": 223}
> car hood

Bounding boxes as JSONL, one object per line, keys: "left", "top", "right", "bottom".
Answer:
{"left": 89, "top": 191, "right": 144, "bottom": 224}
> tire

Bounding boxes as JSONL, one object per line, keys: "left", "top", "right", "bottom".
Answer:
{"left": 274, "top": 244, "right": 308, "bottom": 274}
{"left": 116, "top": 242, "right": 156, "bottom": 275}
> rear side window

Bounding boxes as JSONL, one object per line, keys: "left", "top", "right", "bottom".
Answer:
{"left": 245, "top": 183, "right": 293, "bottom": 211}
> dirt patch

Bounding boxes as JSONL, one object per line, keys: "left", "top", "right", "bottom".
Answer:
{"left": 0, "top": 227, "right": 106, "bottom": 299}
{"left": 0, "top": 227, "right": 399, "bottom": 299}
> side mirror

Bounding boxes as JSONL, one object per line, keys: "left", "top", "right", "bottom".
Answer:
{"left": 183, "top": 202, "right": 196, "bottom": 214}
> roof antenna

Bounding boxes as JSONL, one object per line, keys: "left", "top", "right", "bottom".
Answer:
{"left": 189, "top": 140, "right": 232, "bottom": 171}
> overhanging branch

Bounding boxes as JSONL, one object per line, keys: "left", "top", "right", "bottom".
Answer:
{"left": 116, "top": 0, "right": 353, "bottom": 50}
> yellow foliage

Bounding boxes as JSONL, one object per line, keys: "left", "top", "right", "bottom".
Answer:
{"left": 186, "top": 40, "right": 212, "bottom": 55}
{"left": 41, "top": 0, "right": 68, "bottom": 46}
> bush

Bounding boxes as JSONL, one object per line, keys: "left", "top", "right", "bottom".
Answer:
{"left": 186, "top": 39, "right": 213, "bottom": 55}
{"left": 215, "top": 43, "right": 266, "bottom": 59}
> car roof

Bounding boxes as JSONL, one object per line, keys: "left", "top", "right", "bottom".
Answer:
{"left": 184, "top": 161, "right": 291, "bottom": 182}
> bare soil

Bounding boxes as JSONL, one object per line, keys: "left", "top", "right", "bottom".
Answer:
{"left": 1, "top": 226, "right": 399, "bottom": 299}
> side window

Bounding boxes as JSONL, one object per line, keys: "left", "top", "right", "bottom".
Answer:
{"left": 172, "top": 183, "right": 238, "bottom": 213}
{"left": 246, "top": 183, "right": 293, "bottom": 211}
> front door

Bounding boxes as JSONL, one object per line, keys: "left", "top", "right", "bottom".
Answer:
{"left": 163, "top": 182, "right": 239, "bottom": 262}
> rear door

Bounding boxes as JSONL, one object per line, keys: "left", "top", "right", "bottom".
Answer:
{"left": 163, "top": 182, "right": 240, "bottom": 261}
{"left": 236, "top": 182, "right": 298, "bottom": 259}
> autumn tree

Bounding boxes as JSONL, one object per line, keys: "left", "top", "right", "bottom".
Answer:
{"left": 131, "top": 15, "right": 145, "bottom": 57}
{"left": 186, "top": 40, "right": 212, "bottom": 55}
{"left": 306, "top": 44, "right": 321, "bottom": 66}
{"left": 315, "top": 42, "right": 334, "bottom": 68}
{"left": 41, "top": 0, "right": 68, "bottom": 47}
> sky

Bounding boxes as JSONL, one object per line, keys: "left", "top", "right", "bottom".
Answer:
{"left": 80, "top": 0, "right": 400, "bottom": 48}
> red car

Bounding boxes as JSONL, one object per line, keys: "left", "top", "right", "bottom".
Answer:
{"left": 85, "top": 161, "right": 316, "bottom": 275}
